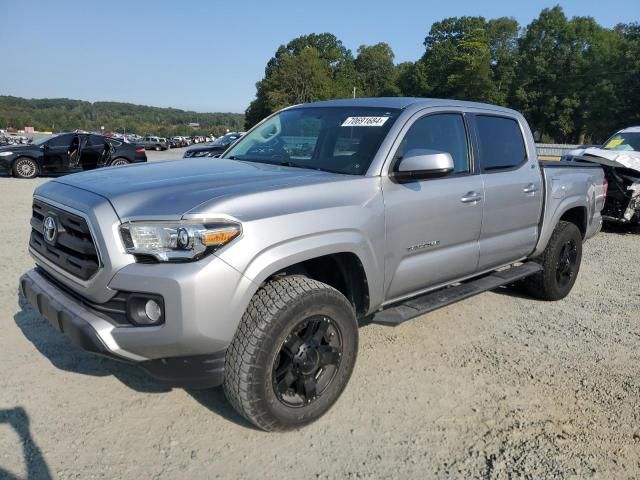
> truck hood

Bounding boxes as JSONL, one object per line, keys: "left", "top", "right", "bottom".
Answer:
{"left": 569, "top": 147, "right": 640, "bottom": 173}
{"left": 51, "top": 158, "right": 349, "bottom": 220}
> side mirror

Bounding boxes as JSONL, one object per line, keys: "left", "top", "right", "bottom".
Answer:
{"left": 41, "top": 144, "right": 49, "bottom": 151}
{"left": 392, "top": 149, "right": 454, "bottom": 182}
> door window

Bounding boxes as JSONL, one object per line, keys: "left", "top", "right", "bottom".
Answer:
{"left": 396, "top": 114, "right": 470, "bottom": 174}
{"left": 475, "top": 116, "right": 527, "bottom": 171}
{"left": 47, "top": 134, "right": 73, "bottom": 148}
{"left": 89, "top": 135, "right": 106, "bottom": 146}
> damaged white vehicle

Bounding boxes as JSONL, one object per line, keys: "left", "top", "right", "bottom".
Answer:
{"left": 564, "top": 126, "right": 640, "bottom": 225}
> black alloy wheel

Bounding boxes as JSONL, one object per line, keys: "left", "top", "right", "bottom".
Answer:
{"left": 556, "top": 239, "right": 578, "bottom": 288}
{"left": 272, "top": 315, "right": 343, "bottom": 407}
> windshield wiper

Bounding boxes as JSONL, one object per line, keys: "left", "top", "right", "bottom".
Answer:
{"left": 232, "top": 156, "right": 352, "bottom": 175}
{"left": 233, "top": 156, "right": 316, "bottom": 170}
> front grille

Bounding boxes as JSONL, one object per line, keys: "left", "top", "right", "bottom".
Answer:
{"left": 29, "top": 199, "right": 100, "bottom": 281}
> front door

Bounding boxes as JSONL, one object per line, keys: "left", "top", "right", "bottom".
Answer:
{"left": 382, "top": 112, "right": 484, "bottom": 301}
{"left": 42, "top": 133, "right": 74, "bottom": 174}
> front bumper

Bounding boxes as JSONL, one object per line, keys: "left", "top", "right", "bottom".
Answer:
{"left": 20, "top": 268, "right": 235, "bottom": 388}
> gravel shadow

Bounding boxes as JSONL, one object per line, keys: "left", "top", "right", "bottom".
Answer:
{"left": 602, "top": 222, "right": 640, "bottom": 235}
{"left": 14, "top": 293, "right": 168, "bottom": 394}
{"left": 14, "top": 293, "right": 255, "bottom": 429}
{"left": 185, "top": 388, "right": 260, "bottom": 431}
{"left": 0, "top": 406, "right": 52, "bottom": 480}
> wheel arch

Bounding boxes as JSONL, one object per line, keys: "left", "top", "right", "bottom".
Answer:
{"left": 559, "top": 206, "right": 588, "bottom": 238}
{"left": 266, "top": 252, "right": 370, "bottom": 316}
{"left": 228, "top": 232, "right": 382, "bottom": 318}
{"left": 532, "top": 198, "right": 589, "bottom": 257}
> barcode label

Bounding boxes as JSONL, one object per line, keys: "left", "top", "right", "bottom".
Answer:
{"left": 341, "top": 116, "right": 389, "bottom": 127}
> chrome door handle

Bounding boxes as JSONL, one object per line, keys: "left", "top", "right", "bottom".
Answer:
{"left": 523, "top": 183, "right": 538, "bottom": 194}
{"left": 460, "top": 192, "right": 482, "bottom": 204}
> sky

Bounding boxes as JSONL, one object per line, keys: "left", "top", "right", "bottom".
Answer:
{"left": 0, "top": 0, "right": 638, "bottom": 113}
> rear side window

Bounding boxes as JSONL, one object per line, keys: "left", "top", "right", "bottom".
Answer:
{"left": 89, "top": 135, "right": 106, "bottom": 146}
{"left": 475, "top": 116, "right": 526, "bottom": 171}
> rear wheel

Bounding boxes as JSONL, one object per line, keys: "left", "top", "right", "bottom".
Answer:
{"left": 524, "top": 221, "right": 583, "bottom": 300}
{"left": 12, "top": 157, "right": 39, "bottom": 179}
{"left": 223, "top": 276, "right": 358, "bottom": 431}
{"left": 110, "top": 158, "right": 130, "bottom": 167}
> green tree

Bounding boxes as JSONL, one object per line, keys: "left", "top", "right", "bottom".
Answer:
{"left": 354, "top": 43, "right": 400, "bottom": 96}
{"left": 512, "top": 6, "right": 635, "bottom": 143}
{"left": 262, "top": 47, "right": 334, "bottom": 109}
{"left": 245, "top": 33, "right": 355, "bottom": 128}
{"left": 419, "top": 16, "right": 497, "bottom": 102}
{"left": 395, "top": 61, "right": 430, "bottom": 97}
{"left": 486, "top": 17, "right": 520, "bottom": 105}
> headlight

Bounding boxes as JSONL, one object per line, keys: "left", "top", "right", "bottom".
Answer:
{"left": 119, "top": 221, "right": 241, "bottom": 262}
{"left": 0, "top": 151, "right": 13, "bottom": 156}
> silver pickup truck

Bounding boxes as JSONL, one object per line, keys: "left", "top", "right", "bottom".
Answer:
{"left": 20, "top": 98, "right": 606, "bottom": 431}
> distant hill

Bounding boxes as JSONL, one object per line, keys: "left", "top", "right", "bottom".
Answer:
{"left": 0, "top": 96, "right": 244, "bottom": 137}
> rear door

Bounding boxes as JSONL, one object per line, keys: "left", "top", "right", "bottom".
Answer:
{"left": 381, "top": 111, "right": 484, "bottom": 301}
{"left": 470, "top": 114, "right": 543, "bottom": 270}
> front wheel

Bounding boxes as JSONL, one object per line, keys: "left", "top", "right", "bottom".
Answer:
{"left": 12, "top": 157, "right": 39, "bottom": 179}
{"left": 524, "top": 221, "right": 583, "bottom": 300}
{"left": 223, "top": 276, "right": 358, "bottom": 431}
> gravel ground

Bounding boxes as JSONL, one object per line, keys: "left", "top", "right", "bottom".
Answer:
{"left": 1, "top": 158, "right": 639, "bottom": 479}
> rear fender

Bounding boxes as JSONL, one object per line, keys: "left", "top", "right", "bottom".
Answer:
{"left": 532, "top": 196, "right": 589, "bottom": 257}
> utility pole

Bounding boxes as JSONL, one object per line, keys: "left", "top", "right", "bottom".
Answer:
{"left": 352, "top": 87, "right": 356, "bottom": 98}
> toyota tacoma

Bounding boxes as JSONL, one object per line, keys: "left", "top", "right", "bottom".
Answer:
{"left": 20, "top": 98, "right": 607, "bottom": 431}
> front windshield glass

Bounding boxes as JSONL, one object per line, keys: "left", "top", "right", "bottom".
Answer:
{"left": 32, "top": 134, "right": 57, "bottom": 146}
{"left": 602, "top": 132, "right": 640, "bottom": 151}
{"left": 212, "top": 134, "right": 236, "bottom": 146}
{"left": 222, "top": 107, "right": 400, "bottom": 175}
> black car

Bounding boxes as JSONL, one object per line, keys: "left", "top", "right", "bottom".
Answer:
{"left": 0, "top": 132, "right": 147, "bottom": 178}
{"left": 182, "top": 132, "right": 243, "bottom": 158}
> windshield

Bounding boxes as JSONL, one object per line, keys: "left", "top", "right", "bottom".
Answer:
{"left": 212, "top": 134, "right": 237, "bottom": 146}
{"left": 32, "top": 134, "right": 57, "bottom": 146}
{"left": 602, "top": 132, "right": 640, "bottom": 152}
{"left": 222, "top": 107, "right": 400, "bottom": 175}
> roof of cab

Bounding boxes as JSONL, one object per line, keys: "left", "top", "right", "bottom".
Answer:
{"left": 619, "top": 126, "right": 640, "bottom": 133}
{"left": 289, "top": 97, "right": 519, "bottom": 115}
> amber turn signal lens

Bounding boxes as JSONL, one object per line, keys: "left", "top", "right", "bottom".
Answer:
{"left": 202, "top": 227, "right": 240, "bottom": 246}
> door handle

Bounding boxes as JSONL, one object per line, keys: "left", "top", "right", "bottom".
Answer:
{"left": 460, "top": 191, "right": 482, "bottom": 204}
{"left": 523, "top": 183, "right": 538, "bottom": 194}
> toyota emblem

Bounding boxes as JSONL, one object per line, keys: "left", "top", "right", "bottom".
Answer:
{"left": 43, "top": 215, "right": 58, "bottom": 244}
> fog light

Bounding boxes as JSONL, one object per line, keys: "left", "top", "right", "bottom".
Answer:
{"left": 145, "top": 299, "right": 162, "bottom": 322}
{"left": 126, "top": 294, "right": 165, "bottom": 326}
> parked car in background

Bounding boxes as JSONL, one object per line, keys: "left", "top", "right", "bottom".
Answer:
{"left": 564, "top": 126, "right": 640, "bottom": 225}
{"left": 142, "top": 136, "right": 169, "bottom": 151}
{"left": 0, "top": 132, "right": 147, "bottom": 178}
{"left": 183, "top": 132, "right": 244, "bottom": 158}
{"left": 169, "top": 136, "right": 186, "bottom": 148}
{"left": 20, "top": 98, "right": 605, "bottom": 431}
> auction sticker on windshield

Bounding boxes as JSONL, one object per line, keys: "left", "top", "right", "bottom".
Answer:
{"left": 341, "top": 117, "right": 389, "bottom": 127}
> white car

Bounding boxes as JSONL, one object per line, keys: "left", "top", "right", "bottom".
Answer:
{"left": 565, "top": 126, "right": 640, "bottom": 224}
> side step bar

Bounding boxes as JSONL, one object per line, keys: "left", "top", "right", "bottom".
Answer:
{"left": 372, "top": 262, "right": 542, "bottom": 326}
